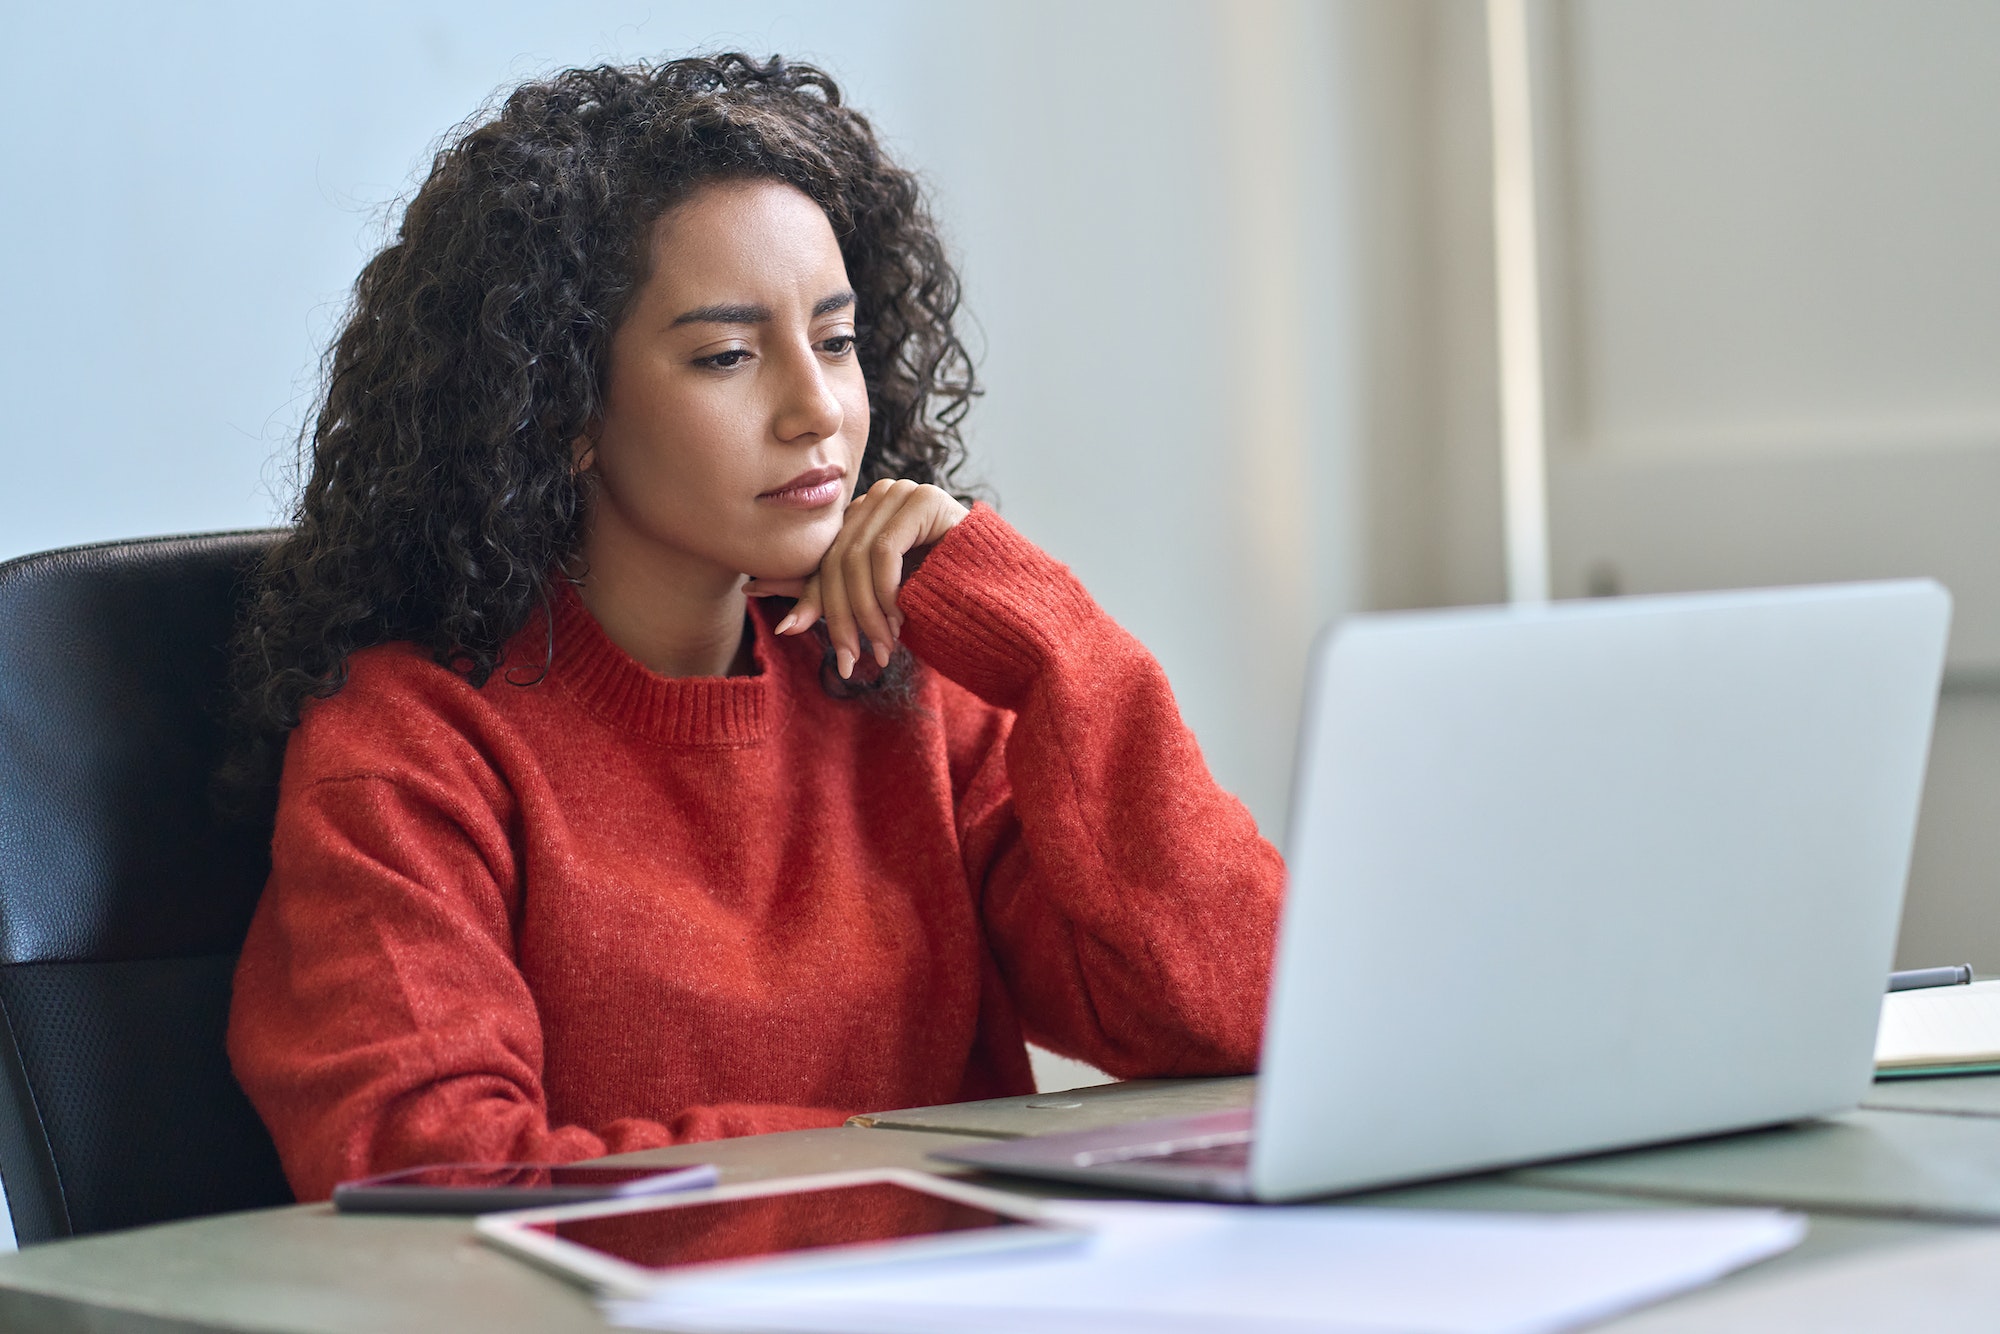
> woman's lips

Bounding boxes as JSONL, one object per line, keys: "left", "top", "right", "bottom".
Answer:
{"left": 758, "top": 466, "right": 845, "bottom": 510}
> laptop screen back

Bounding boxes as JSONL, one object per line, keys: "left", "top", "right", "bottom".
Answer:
{"left": 1253, "top": 580, "right": 1950, "bottom": 1201}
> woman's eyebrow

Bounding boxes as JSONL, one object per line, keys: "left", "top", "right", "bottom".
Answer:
{"left": 669, "top": 291, "right": 853, "bottom": 326}
{"left": 672, "top": 302, "right": 771, "bottom": 327}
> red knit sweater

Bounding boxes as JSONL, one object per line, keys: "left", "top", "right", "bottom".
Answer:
{"left": 227, "top": 505, "right": 1284, "bottom": 1202}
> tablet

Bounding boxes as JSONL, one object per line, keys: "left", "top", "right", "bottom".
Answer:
{"left": 332, "top": 1161, "right": 718, "bottom": 1214}
{"left": 475, "top": 1169, "right": 1085, "bottom": 1298}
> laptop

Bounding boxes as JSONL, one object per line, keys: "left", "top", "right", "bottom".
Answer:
{"left": 938, "top": 580, "right": 1952, "bottom": 1202}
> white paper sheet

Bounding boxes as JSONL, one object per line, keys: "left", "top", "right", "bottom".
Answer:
{"left": 1876, "top": 978, "right": 2000, "bottom": 1069}
{"left": 602, "top": 1201, "right": 1805, "bottom": 1334}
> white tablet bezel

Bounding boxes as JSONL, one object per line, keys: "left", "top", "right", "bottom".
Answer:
{"left": 474, "top": 1167, "right": 1084, "bottom": 1299}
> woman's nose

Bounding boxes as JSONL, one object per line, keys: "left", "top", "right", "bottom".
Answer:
{"left": 772, "top": 346, "right": 844, "bottom": 443}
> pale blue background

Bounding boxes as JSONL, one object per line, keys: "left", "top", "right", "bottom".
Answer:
{"left": 1, "top": 3, "right": 960, "bottom": 552}
{"left": 0, "top": 1, "right": 1362, "bottom": 843}
{"left": 0, "top": 4, "right": 1366, "bottom": 1140}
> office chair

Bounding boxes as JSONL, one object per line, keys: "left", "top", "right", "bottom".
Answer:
{"left": 0, "top": 530, "right": 293, "bottom": 1243}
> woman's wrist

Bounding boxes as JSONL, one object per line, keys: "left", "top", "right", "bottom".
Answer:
{"left": 893, "top": 504, "right": 1102, "bottom": 708}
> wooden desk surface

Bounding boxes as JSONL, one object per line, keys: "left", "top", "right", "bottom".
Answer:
{"left": 2, "top": 1080, "right": 1998, "bottom": 1332}
{"left": 1860, "top": 1070, "right": 2000, "bottom": 1118}
{"left": 0, "top": 1127, "right": 961, "bottom": 1334}
{"left": 1514, "top": 1106, "right": 2000, "bottom": 1221}
{"left": 851, "top": 1071, "right": 2000, "bottom": 1137}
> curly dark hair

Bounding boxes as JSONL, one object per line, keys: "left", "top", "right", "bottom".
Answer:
{"left": 224, "top": 53, "right": 978, "bottom": 802}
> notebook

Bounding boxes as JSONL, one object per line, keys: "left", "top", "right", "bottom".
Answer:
{"left": 1876, "top": 979, "right": 2000, "bottom": 1078}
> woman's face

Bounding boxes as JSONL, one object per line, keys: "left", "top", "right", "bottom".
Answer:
{"left": 579, "top": 178, "right": 869, "bottom": 586}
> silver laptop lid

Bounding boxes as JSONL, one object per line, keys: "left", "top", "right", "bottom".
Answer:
{"left": 1252, "top": 580, "right": 1951, "bottom": 1202}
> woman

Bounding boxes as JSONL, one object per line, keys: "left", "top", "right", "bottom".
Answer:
{"left": 226, "top": 53, "right": 1283, "bottom": 1203}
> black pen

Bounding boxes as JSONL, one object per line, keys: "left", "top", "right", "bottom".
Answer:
{"left": 1887, "top": 964, "right": 1974, "bottom": 992}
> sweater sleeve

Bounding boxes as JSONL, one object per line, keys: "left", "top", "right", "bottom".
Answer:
{"left": 228, "top": 764, "right": 845, "bottom": 1203}
{"left": 896, "top": 504, "right": 1285, "bottom": 1078}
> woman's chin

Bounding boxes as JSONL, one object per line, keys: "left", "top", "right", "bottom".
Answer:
{"left": 743, "top": 545, "right": 833, "bottom": 585}
{"left": 739, "top": 512, "right": 846, "bottom": 582}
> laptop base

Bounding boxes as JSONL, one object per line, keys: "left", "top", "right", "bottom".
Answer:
{"left": 933, "top": 1109, "right": 1255, "bottom": 1201}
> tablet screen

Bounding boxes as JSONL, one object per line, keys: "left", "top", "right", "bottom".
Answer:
{"left": 528, "top": 1180, "right": 1028, "bottom": 1271}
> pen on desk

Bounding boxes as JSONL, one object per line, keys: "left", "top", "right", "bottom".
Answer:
{"left": 1887, "top": 964, "right": 1974, "bottom": 992}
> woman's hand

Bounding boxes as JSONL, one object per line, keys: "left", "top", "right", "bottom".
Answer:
{"left": 744, "top": 479, "right": 969, "bottom": 678}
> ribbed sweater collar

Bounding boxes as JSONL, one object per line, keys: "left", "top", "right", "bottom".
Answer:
{"left": 540, "top": 580, "right": 787, "bottom": 747}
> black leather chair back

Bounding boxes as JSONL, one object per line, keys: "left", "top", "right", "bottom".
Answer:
{"left": 0, "top": 531, "right": 292, "bottom": 1243}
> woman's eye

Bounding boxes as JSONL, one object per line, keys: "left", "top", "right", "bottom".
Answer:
{"left": 819, "top": 335, "right": 856, "bottom": 356}
{"left": 698, "top": 349, "right": 752, "bottom": 369}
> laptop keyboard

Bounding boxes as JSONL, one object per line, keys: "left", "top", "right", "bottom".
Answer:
{"left": 1071, "top": 1128, "right": 1254, "bottom": 1170}
{"left": 1145, "top": 1139, "right": 1253, "bottom": 1169}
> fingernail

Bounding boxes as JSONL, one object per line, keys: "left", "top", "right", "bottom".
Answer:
{"left": 775, "top": 613, "right": 797, "bottom": 635}
{"left": 890, "top": 614, "right": 904, "bottom": 642}
{"left": 837, "top": 648, "right": 854, "bottom": 679}
{"left": 874, "top": 640, "right": 891, "bottom": 669}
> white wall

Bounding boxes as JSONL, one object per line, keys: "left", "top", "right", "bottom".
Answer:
{"left": 1382, "top": 0, "right": 2000, "bottom": 971}
{"left": 0, "top": 1, "right": 1366, "bottom": 836}
{"left": 19, "top": 0, "right": 1990, "bottom": 1020}
{"left": 11, "top": 0, "right": 1992, "bottom": 1205}
{"left": 0, "top": 1, "right": 941, "bottom": 555}
{"left": 1, "top": 3, "right": 1372, "bottom": 1103}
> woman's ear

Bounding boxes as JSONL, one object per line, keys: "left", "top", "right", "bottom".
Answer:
{"left": 570, "top": 433, "right": 598, "bottom": 476}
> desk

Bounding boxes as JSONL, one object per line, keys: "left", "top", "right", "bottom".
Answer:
{"left": 2, "top": 1079, "right": 1999, "bottom": 1332}
{"left": 1861, "top": 1070, "right": 2000, "bottom": 1118}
